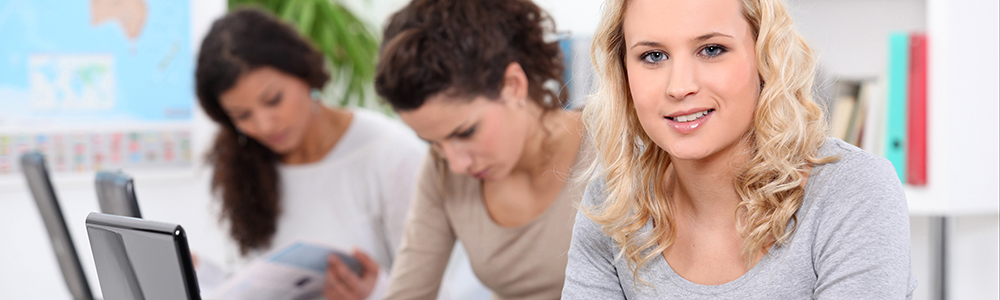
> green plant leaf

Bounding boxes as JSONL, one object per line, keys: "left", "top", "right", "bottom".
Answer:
{"left": 229, "top": 0, "right": 380, "bottom": 109}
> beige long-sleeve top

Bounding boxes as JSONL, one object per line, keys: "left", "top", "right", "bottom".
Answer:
{"left": 384, "top": 143, "right": 590, "bottom": 300}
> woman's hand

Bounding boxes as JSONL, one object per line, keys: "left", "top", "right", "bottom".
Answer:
{"left": 323, "top": 249, "right": 379, "bottom": 300}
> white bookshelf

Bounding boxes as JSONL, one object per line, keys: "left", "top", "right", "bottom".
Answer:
{"left": 789, "top": 0, "right": 999, "bottom": 216}
{"left": 790, "top": 1, "right": 999, "bottom": 300}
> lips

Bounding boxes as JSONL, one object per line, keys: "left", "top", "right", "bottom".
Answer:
{"left": 266, "top": 130, "right": 289, "bottom": 145}
{"left": 666, "top": 108, "right": 714, "bottom": 122}
{"left": 664, "top": 108, "right": 714, "bottom": 134}
{"left": 472, "top": 168, "right": 490, "bottom": 180}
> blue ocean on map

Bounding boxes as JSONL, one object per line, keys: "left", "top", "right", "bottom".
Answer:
{"left": 0, "top": 0, "right": 192, "bottom": 126}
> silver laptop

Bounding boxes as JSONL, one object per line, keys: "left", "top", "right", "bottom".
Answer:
{"left": 20, "top": 152, "right": 95, "bottom": 300}
{"left": 95, "top": 170, "right": 142, "bottom": 218}
{"left": 85, "top": 212, "right": 201, "bottom": 300}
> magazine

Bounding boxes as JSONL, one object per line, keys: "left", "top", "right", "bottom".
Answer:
{"left": 208, "top": 241, "right": 370, "bottom": 300}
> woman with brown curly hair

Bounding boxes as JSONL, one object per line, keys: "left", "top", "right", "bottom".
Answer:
{"left": 562, "top": 0, "right": 915, "bottom": 298}
{"left": 194, "top": 8, "right": 426, "bottom": 299}
{"left": 373, "top": 0, "right": 591, "bottom": 298}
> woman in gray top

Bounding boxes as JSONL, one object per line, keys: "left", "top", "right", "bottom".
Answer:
{"left": 562, "top": 0, "right": 917, "bottom": 298}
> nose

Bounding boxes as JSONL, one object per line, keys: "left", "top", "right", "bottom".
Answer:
{"left": 666, "top": 57, "right": 699, "bottom": 100}
{"left": 439, "top": 142, "right": 473, "bottom": 175}
{"left": 252, "top": 110, "right": 278, "bottom": 135}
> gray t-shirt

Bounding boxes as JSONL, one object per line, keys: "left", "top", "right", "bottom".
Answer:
{"left": 563, "top": 138, "right": 917, "bottom": 299}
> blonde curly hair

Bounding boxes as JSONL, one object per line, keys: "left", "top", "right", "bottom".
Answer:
{"left": 583, "top": 0, "right": 834, "bottom": 281}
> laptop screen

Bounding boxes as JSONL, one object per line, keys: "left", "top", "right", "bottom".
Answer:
{"left": 21, "top": 152, "right": 95, "bottom": 300}
{"left": 85, "top": 212, "right": 200, "bottom": 300}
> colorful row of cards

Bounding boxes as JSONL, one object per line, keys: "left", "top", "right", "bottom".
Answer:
{"left": 0, "top": 130, "right": 192, "bottom": 176}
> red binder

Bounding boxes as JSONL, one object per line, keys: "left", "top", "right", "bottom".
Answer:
{"left": 907, "top": 33, "right": 928, "bottom": 185}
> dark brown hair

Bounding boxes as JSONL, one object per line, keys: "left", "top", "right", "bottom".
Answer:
{"left": 375, "top": 0, "right": 566, "bottom": 111}
{"left": 195, "top": 8, "right": 329, "bottom": 255}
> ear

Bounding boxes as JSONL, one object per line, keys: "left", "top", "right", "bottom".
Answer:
{"left": 499, "top": 62, "right": 529, "bottom": 107}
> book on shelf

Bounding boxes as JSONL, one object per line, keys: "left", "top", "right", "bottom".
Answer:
{"left": 885, "top": 32, "right": 910, "bottom": 183}
{"left": 906, "top": 33, "right": 928, "bottom": 186}
{"left": 828, "top": 80, "right": 871, "bottom": 148}
{"left": 859, "top": 80, "right": 885, "bottom": 157}
{"left": 830, "top": 82, "right": 858, "bottom": 143}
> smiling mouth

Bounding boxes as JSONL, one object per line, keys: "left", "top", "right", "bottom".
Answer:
{"left": 666, "top": 109, "right": 714, "bottom": 123}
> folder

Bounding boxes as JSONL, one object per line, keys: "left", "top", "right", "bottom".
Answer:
{"left": 907, "top": 33, "right": 928, "bottom": 186}
{"left": 885, "top": 32, "right": 910, "bottom": 183}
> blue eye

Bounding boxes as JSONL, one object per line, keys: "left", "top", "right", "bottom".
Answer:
{"left": 700, "top": 45, "right": 727, "bottom": 57}
{"left": 640, "top": 51, "right": 667, "bottom": 64}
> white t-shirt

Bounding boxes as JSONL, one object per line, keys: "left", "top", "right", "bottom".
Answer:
{"left": 201, "top": 108, "right": 427, "bottom": 299}
{"left": 266, "top": 108, "right": 426, "bottom": 269}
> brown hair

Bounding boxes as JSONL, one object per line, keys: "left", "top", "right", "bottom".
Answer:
{"left": 375, "top": 0, "right": 566, "bottom": 111}
{"left": 195, "top": 8, "right": 329, "bottom": 255}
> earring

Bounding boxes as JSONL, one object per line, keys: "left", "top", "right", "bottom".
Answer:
{"left": 519, "top": 99, "right": 526, "bottom": 107}
{"left": 310, "top": 88, "right": 322, "bottom": 112}
{"left": 311, "top": 88, "right": 323, "bottom": 100}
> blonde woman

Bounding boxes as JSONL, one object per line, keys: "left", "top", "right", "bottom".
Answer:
{"left": 563, "top": 0, "right": 916, "bottom": 298}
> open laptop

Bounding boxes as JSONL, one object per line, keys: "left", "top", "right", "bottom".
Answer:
{"left": 85, "top": 212, "right": 201, "bottom": 300}
{"left": 95, "top": 170, "right": 142, "bottom": 218}
{"left": 20, "top": 152, "right": 96, "bottom": 300}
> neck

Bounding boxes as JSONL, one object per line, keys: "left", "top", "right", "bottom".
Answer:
{"left": 667, "top": 138, "right": 750, "bottom": 225}
{"left": 282, "top": 106, "right": 351, "bottom": 165}
{"left": 511, "top": 107, "right": 582, "bottom": 181}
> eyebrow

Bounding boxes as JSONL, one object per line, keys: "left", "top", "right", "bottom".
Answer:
{"left": 629, "top": 40, "right": 664, "bottom": 50}
{"left": 693, "top": 32, "right": 734, "bottom": 42}
{"left": 629, "top": 32, "right": 735, "bottom": 49}
{"left": 418, "top": 121, "right": 471, "bottom": 143}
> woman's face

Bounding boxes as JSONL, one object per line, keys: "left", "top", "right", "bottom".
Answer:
{"left": 219, "top": 67, "right": 316, "bottom": 154}
{"left": 398, "top": 94, "right": 529, "bottom": 181}
{"left": 623, "top": 0, "right": 760, "bottom": 162}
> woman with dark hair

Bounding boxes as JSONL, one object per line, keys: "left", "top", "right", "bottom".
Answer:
{"left": 368, "top": 0, "right": 591, "bottom": 298}
{"left": 194, "top": 8, "right": 426, "bottom": 299}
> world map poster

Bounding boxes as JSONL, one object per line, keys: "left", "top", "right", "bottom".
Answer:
{"left": 0, "top": 0, "right": 194, "bottom": 177}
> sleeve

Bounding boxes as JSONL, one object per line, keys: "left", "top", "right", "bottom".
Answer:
{"left": 562, "top": 178, "right": 628, "bottom": 300}
{"left": 383, "top": 153, "right": 457, "bottom": 300}
{"left": 812, "top": 153, "right": 918, "bottom": 299}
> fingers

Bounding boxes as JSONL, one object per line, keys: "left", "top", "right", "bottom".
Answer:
{"left": 328, "top": 254, "right": 364, "bottom": 296}
{"left": 352, "top": 248, "right": 380, "bottom": 279}
{"left": 324, "top": 263, "right": 354, "bottom": 300}
{"left": 324, "top": 249, "right": 381, "bottom": 300}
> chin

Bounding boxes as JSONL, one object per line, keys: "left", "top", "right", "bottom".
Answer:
{"left": 665, "top": 150, "right": 712, "bottom": 162}
{"left": 265, "top": 142, "right": 294, "bottom": 154}
{"left": 658, "top": 138, "right": 715, "bottom": 162}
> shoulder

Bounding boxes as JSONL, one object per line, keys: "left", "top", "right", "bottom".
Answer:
{"left": 805, "top": 138, "right": 908, "bottom": 229}
{"left": 811, "top": 138, "right": 904, "bottom": 202}
{"left": 573, "top": 174, "right": 612, "bottom": 238}
{"left": 581, "top": 174, "right": 609, "bottom": 208}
